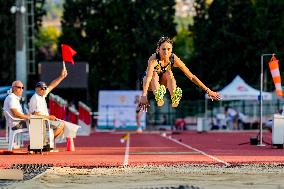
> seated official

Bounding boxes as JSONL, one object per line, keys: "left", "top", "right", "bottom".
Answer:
{"left": 3, "top": 81, "right": 30, "bottom": 129}
{"left": 28, "top": 67, "right": 67, "bottom": 139}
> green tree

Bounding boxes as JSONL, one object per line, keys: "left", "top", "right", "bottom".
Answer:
{"left": 191, "top": 0, "right": 284, "bottom": 95}
{"left": 191, "top": 0, "right": 258, "bottom": 96}
{"left": 36, "top": 26, "right": 60, "bottom": 60}
{"left": 173, "top": 28, "right": 194, "bottom": 99}
{"left": 0, "top": 1, "right": 16, "bottom": 85}
{"left": 60, "top": 0, "right": 176, "bottom": 108}
{"left": 253, "top": 0, "right": 284, "bottom": 91}
{"left": 0, "top": 0, "right": 45, "bottom": 86}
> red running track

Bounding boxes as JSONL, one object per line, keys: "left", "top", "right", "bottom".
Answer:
{"left": 0, "top": 130, "right": 284, "bottom": 168}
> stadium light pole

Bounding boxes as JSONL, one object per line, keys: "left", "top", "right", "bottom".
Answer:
{"left": 11, "top": 0, "right": 27, "bottom": 90}
{"left": 259, "top": 53, "right": 274, "bottom": 146}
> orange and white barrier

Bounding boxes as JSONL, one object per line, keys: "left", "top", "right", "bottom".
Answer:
{"left": 49, "top": 93, "right": 68, "bottom": 120}
{"left": 48, "top": 94, "right": 81, "bottom": 146}
{"left": 49, "top": 94, "right": 56, "bottom": 115}
{"left": 77, "top": 101, "right": 92, "bottom": 136}
{"left": 269, "top": 55, "right": 283, "bottom": 97}
{"left": 68, "top": 106, "right": 78, "bottom": 124}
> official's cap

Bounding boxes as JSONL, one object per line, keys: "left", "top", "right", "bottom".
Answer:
{"left": 35, "top": 81, "right": 47, "bottom": 89}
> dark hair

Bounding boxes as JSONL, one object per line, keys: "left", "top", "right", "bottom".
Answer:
{"left": 156, "top": 36, "right": 173, "bottom": 49}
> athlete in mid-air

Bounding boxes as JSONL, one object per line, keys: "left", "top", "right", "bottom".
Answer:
{"left": 139, "top": 36, "right": 221, "bottom": 111}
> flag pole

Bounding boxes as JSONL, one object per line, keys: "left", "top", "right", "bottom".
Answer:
{"left": 258, "top": 53, "right": 274, "bottom": 147}
{"left": 63, "top": 61, "right": 66, "bottom": 70}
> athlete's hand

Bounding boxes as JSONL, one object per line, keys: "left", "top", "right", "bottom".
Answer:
{"left": 207, "top": 90, "right": 222, "bottom": 101}
{"left": 139, "top": 96, "right": 150, "bottom": 112}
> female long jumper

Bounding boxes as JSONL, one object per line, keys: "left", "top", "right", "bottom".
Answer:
{"left": 139, "top": 36, "right": 221, "bottom": 111}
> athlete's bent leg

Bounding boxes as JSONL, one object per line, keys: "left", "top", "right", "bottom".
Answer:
{"left": 164, "top": 70, "right": 176, "bottom": 96}
{"left": 164, "top": 70, "right": 182, "bottom": 108}
{"left": 149, "top": 72, "right": 166, "bottom": 107}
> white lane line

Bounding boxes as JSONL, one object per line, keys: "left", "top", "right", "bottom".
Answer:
{"left": 123, "top": 133, "right": 130, "bottom": 166}
{"left": 162, "top": 135, "right": 231, "bottom": 166}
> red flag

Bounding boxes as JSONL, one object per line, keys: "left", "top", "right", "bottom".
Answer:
{"left": 61, "top": 44, "right": 77, "bottom": 64}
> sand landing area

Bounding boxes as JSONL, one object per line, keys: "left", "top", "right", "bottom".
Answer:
{"left": 1, "top": 131, "right": 284, "bottom": 188}
{"left": 3, "top": 164, "right": 284, "bottom": 189}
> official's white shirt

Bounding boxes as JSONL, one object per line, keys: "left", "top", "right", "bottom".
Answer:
{"left": 28, "top": 88, "right": 50, "bottom": 116}
{"left": 3, "top": 92, "right": 23, "bottom": 116}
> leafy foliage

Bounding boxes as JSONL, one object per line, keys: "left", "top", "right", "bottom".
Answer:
{"left": 59, "top": 0, "right": 176, "bottom": 107}
{"left": 191, "top": 0, "right": 284, "bottom": 94}
{"left": 36, "top": 26, "right": 60, "bottom": 60}
{"left": 0, "top": 0, "right": 45, "bottom": 85}
{"left": 0, "top": 0, "right": 16, "bottom": 85}
{"left": 173, "top": 28, "right": 195, "bottom": 99}
{"left": 191, "top": 0, "right": 256, "bottom": 90}
{"left": 2, "top": 0, "right": 284, "bottom": 108}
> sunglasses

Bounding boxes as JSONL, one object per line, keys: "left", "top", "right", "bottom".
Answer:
{"left": 40, "top": 87, "right": 47, "bottom": 90}
{"left": 13, "top": 86, "right": 24, "bottom": 89}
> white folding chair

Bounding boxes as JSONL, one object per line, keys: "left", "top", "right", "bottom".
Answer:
{"left": 3, "top": 110, "right": 29, "bottom": 151}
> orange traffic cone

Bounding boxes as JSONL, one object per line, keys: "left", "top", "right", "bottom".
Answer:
{"left": 66, "top": 137, "right": 75, "bottom": 151}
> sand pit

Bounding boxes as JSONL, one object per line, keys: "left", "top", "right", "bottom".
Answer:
{"left": 5, "top": 164, "right": 284, "bottom": 189}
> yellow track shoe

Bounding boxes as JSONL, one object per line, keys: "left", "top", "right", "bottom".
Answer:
{"left": 171, "top": 87, "right": 182, "bottom": 108}
{"left": 155, "top": 85, "right": 166, "bottom": 107}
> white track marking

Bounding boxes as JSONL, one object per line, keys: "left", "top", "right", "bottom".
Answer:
{"left": 162, "top": 135, "right": 230, "bottom": 166}
{"left": 123, "top": 133, "right": 130, "bottom": 166}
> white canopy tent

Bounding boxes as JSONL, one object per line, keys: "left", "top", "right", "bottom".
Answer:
{"left": 205, "top": 75, "right": 272, "bottom": 101}
{"left": 203, "top": 76, "right": 273, "bottom": 131}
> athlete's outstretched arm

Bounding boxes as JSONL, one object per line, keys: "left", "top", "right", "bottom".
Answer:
{"left": 140, "top": 57, "right": 156, "bottom": 111}
{"left": 142, "top": 60, "right": 155, "bottom": 96}
{"left": 174, "top": 55, "right": 221, "bottom": 100}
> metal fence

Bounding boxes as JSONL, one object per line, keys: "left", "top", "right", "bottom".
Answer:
{"left": 147, "top": 97, "right": 284, "bottom": 130}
